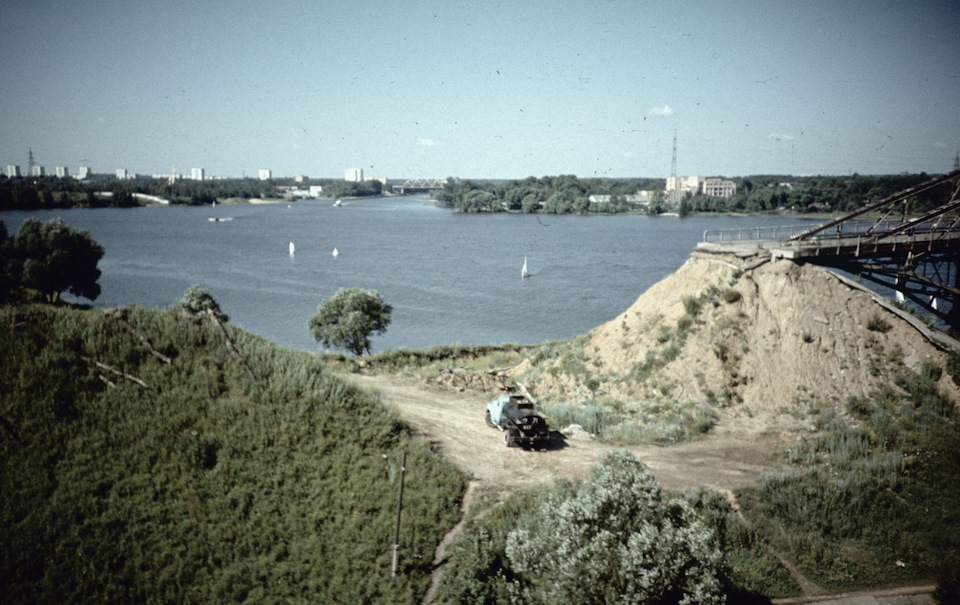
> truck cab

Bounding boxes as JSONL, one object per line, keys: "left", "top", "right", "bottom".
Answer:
{"left": 485, "top": 394, "right": 549, "bottom": 448}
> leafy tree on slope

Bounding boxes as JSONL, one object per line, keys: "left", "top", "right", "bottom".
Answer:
{"left": 307, "top": 288, "right": 392, "bottom": 356}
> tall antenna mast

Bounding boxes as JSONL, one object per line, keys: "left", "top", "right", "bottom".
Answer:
{"left": 669, "top": 130, "right": 678, "bottom": 203}
{"left": 28, "top": 148, "right": 35, "bottom": 174}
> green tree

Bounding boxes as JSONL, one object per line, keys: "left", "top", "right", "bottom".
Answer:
{"left": 543, "top": 190, "right": 573, "bottom": 214}
{"left": 171, "top": 285, "right": 229, "bottom": 322}
{"left": 307, "top": 288, "right": 393, "bottom": 356}
{"left": 505, "top": 451, "right": 726, "bottom": 604}
{"left": 9, "top": 218, "right": 104, "bottom": 303}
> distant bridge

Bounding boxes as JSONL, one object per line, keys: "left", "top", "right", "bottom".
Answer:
{"left": 392, "top": 178, "right": 446, "bottom": 195}
{"left": 699, "top": 169, "right": 960, "bottom": 328}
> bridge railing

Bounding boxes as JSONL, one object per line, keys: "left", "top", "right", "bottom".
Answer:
{"left": 702, "top": 220, "right": 930, "bottom": 243}
{"left": 702, "top": 224, "right": 821, "bottom": 243}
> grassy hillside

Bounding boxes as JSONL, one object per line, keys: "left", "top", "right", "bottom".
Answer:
{"left": 0, "top": 304, "right": 465, "bottom": 603}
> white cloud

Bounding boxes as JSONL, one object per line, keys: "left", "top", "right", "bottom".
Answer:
{"left": 768, "top": 133, "right": 794, "bottom": 141}
{"left": 417, "top": 138, "right": 439, "bottom": 147}
{"left": 646, "top": 105, "right": 673, "bottom": 117}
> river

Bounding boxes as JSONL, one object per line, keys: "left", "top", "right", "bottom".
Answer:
{"left": 2, "top": 197, "right": 808, "bottom": 353}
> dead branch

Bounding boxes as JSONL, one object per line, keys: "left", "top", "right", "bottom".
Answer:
{"left": 206, "top": 310, "right": 255, "bottom": 378}
{"left": 82, "top": 356, "right": 149, "bottom": 389}
{"left": 104, "top": 309, "right": 172, "bottom": 364}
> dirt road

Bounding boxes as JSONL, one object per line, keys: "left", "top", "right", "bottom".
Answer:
{"left": 346, "top": 373, "right": 786, "bottom": 496}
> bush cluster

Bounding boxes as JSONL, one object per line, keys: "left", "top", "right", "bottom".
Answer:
{"left": 440, "top": 452, "right": 727, "bottom": 604}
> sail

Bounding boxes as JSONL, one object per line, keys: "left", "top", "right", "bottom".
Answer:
{"left": 289, "top": 242, "right": 295, "bottom": 256}
{"left": 522, "top": 256, "right": 529, "bottom": 278}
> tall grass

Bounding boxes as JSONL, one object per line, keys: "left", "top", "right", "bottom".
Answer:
{"left": 540, "top": 399, "right": 716, "bottom": 444}
{"left": 0, "top": 304, "right": 465, "bottom": 603}
{"left": 736, "top": 361, "right": 960, "bottom": 592}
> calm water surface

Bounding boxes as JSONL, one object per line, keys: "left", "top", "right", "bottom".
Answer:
{"left": 2, "top": 197, "right": 806, "bottom": 353}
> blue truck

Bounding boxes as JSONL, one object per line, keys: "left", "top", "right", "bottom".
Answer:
{"left": 485, "top": 394, "right": 550, "bottom": 449}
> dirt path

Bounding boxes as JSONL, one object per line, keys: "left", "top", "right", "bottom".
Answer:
{"left": 347, "top": 373, "right": 786, "bottom": 495}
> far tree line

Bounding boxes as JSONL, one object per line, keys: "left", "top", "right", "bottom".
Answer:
{"left": 0, "top": 175, "right": 383, "bottom": 210}
{"left": 435, "top": 172, "right": 950, "bottom": 216}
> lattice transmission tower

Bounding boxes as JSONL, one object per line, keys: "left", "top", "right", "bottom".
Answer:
{"left": 669, "top": 130, "right": 678, "bottom": 203}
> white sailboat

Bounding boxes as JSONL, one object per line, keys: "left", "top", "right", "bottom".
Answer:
{"left": 332, "top": 247, "right": 339, "bottom": 258}
{"left": 521, "top": 256, "right": 530, "bottom": 278}
{"left": 289, "top": 241, "right": 295, "bottom": 256}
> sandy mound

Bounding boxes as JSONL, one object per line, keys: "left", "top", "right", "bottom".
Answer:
{"left": 512, "top": 252, "right": 959, "bottom": 432}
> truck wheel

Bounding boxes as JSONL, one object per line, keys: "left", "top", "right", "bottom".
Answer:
{"left": 485, "top": 410, "right": 495, "bottom": 428}
{"left": 504, "top": 431, "right": 518, "bottom": 448}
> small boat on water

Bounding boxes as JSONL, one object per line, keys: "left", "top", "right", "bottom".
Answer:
{"left": 289, "top": 242, "right": 295, "bottom": 256}
{"left": 208, "top": 217, "right": 233, "bottom": 222}
{"left": 522, "top": 256, "right": 530, "bottom": 278}
{"left": 332, "top": 247, "right": 339, "bottom": 258}
{"left": 334, "top": 199, "right": 342, "bottom": 207}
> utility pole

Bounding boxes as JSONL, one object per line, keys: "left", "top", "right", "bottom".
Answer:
{"left": 391, "top": 451, "right": 406, "bottom": 578}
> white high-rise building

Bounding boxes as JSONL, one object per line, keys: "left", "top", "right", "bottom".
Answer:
{"left": 30, "top": 165, "right": 44, "bottom": 177}
{"left": 77, "top": 166, "right": 91, "bottom": 179}
{"left": 116, "top": 168, "right": 127, "bottom": 180}
{"left": 345, "top": 168, "right": 363, "bottom": 182}
{"left": 55, "top": 166, "right": 69, "bottom": 178}
{"left": 259, "top": 169, "right": 272, "bottom": 180}
{"left": 191, "top": 168, "right": 205, "bottom": 181}
{"left": 5, "top": 165, "right": 20, "bottom": 178}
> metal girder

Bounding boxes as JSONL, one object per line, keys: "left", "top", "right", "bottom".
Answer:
{"left": 786, "top": 168, "right": 960, "bottom": 242}
{"left": 783, "top": 170, "right": 960, "bottom": 329}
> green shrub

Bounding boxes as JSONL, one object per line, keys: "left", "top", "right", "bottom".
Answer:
{"left": 683, "top": 294, "right": 704, "bottom": 317}
{"left": 442, "top": 452, "right": 727, "bottom": 604}
{"left": 865, "top": 314, "right": 892, "bottom": 333}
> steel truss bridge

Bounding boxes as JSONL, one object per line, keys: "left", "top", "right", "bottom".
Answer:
{"left": 701, "top": 169, "right": 960, "bottom": 329}
{"left": 392, "top": 178, "right": 446, "bottom": 195}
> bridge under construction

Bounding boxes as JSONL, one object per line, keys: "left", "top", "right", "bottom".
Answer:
{"left": 698, "top": 169, "right": 960, "bottom": 329}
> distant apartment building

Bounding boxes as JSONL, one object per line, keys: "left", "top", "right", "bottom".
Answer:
{"left": 666, "top": 176, "right": 736, "bottom": 199}
{"left": 259, "top": 169, "right": 272, "bottom": 180}
{"left": 5, "top": 165, "right": 20, "bottom": 178}
{"left": 191, "top": 168, "right": 205, "bottom": 181}
{"left": 116, "top": 168, "right": 127, "bottom": 180}
{"left": 294, "top": 175, "right": 308, "bottom": 183}
{"left": 77, "top": 166, "right": 91, "bottom": 179}
{"left": 30, "top": 165, "right": 45, "bottom": 177}
{"left": 665, "top": 176, "right": 704, "bottom": 196}
{"left": 702, "top": 178, "right": 736, "bottom": 198}
{"left": 345, "top": 168, "right": 363, "bottom": 182}
{"left": 55, "top": 166, "right": 69, "bottom": 178}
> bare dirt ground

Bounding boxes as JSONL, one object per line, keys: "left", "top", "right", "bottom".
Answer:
{"left": 346, "top": 372, "right": 786, "bottom": 496}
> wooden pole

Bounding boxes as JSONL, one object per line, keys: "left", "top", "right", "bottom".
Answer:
{"left": 391, "top": 451, "right": 406, "bottom": 578}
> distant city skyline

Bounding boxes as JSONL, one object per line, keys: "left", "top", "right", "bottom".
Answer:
{"left": 1, "top": 0, "right": 958, "bottom": 180}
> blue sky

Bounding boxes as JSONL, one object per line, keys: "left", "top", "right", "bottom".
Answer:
{"left": 2, "top": 0, "right": 958, "bottom": 179}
